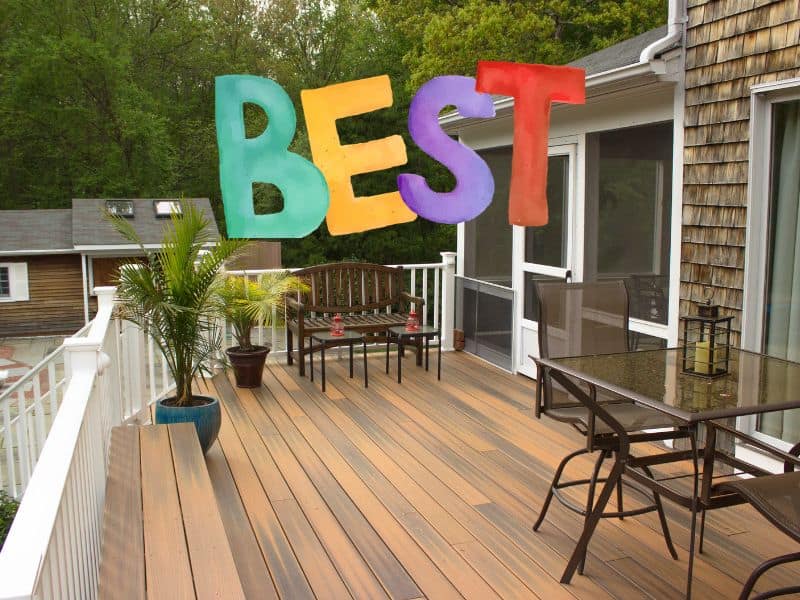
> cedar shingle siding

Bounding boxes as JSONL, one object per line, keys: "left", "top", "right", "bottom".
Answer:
{"left": 682, "top": 0, "right": 800, "bottom": 343}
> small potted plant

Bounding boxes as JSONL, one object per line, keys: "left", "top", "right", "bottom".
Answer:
{"left": 218, "top": 272, "right": 307, "bottom": 388}
{"left": 110, "top": 203, "right": 246, "bottom": 453}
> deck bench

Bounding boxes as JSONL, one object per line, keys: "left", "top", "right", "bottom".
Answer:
{"left": 286, "top": 262, "right": 424, "bottom": 376}
{"left": 98, "top": 424, "right": 245, "bottom": 600}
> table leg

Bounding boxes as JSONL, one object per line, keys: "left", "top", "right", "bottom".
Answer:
{"left": 349, "top": 342, "right": 354, "bottom": 378}
{"left": 363, "top": 340, "right": 368, "bottom": 388}
{"left": 321, "top": 342, "right": 326, "bottom": 393}
{"left": 397, "top": 339, "right": 403, "bottom": 384}
{"left": 385, "top": 332, "right": 390, "bottom": 374}
{"left": 425, "top": 335, "right": 430, "bottom": 371}
{"left": 309, "top": 338, "right": 314, "bottom": 382}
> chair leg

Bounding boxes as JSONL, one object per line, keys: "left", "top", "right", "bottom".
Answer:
{"left": 641, "top": 464, "right": 679, "bottom": 560}
{"left": 615, "top": 458, "right": 624, "bottom": 521}
{"left": 298, "top": 343, "right": 306, "bottom": 377}
{"left": 698, "top": 508, "right": 707, "bottom": 554}
{"left": 579, "top": 449, "right": 609, "bottom": 575}
{"left": 533, "top": 448, "right": 589, "bottom": 532}
{"left": 287, "top": 328, "right": 294, "bottom": 365}
{"left": 738, "top": 552, "right": 800, "bottom": 600}
{"left": 686, "top": 430, "right": 700, "bottom": 599}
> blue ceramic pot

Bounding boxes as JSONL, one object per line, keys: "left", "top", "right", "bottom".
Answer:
{"left": 154, "top": 395, "right": 221, "bottom": 454}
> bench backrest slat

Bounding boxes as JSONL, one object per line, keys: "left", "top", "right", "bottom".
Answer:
{"left": 293, "top": 262, "right": 404, "bottom": 313}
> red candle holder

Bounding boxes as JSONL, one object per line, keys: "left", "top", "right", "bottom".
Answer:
{"left": 405, "top": 309, "right": 419, "bottom": 332}
{"left": 331, "top": 313, "right": 345, "bottom": 336}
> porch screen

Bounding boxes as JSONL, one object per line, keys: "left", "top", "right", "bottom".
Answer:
{"left": 760, "top": 98, "right": 800, "bottom": 444}
{"left": 584, "top": 122, "right": 673, "bottom": 325}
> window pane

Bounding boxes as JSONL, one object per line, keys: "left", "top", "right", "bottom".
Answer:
{"left": 0, "top": 267, "right": 9, "bottom": 297}
{"left": 585, "top": 122, "right": 673, "bottom": 325}
{"left": 760, "top": 99, "right": 800, "bottom": 444}
{"left": 463, "top": 147, "right": 513, "bottom": 287}
{"left": 525, "top": 155, "right": 568, "bottom": 267}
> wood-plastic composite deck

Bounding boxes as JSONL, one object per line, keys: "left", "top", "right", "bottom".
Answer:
{"left": 198, "top": 352, "right": 800, "bottom": 599}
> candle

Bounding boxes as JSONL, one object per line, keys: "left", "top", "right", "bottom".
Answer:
{"left": 694, "top": 340, "right": 711, "bottom": 375}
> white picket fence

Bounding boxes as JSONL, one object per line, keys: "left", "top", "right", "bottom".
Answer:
{"left": 0, "top": 253, "right": 457, "bottom": 599}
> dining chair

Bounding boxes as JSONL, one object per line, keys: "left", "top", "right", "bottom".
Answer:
{"left": 715, "top": 428, "right": 800, "bottom": 600}
{"left": 532, "top": 279, "right": 691, "bottom": 575}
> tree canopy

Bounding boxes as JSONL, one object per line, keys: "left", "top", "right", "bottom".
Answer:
{"left": 0, "top": 0, "right": 666, "bottom": 266}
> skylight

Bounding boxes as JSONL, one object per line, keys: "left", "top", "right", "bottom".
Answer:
{"left": 153, "top": 200, "right": 182, "bottom": 218}
{"left": 106, "top": 200, "right": 134, "bottom": 218}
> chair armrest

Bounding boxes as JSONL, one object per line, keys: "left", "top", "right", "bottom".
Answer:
{"left": 286, "top": 296, "right": 305, "bottom": 316}
{"left": 709, "top": 420, "right": 800, "bottom": 472}
{"left": 400, "top": 291, "right": 425, "bottom": 308}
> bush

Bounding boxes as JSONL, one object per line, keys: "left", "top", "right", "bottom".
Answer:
{"left": 0, "top": 491, "right": 19, "bottom": 551}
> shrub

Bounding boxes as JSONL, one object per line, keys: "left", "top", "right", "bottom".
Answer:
{"left": 0, "top": 491, "right": 19, "bottom": 551}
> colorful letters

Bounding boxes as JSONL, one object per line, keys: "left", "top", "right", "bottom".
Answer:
{"left": 475, "top": 62, "right": 585, "bottom": 227}
{"left": 215, "top": 75, "right": 329, "bottom": 238}
{"left": 398, "top": 76, "right": 495, "bottom": 224}
{"left": 301, "top": 76, "right": 416, "bottom": 235}
{"left": 215, "top": 64, "right": 586, "bottom": 238}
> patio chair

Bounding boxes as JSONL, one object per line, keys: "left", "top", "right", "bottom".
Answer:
{"left": 718, "top": 436, "right": 800, "bottom": 600}
{"left": 532, "top": 279, "right": 690, "bottom": 574}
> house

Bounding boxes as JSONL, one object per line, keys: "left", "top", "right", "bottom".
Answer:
{"left": 443, "top": 0, "right": 800, "bottom": 447}
{"left": 0, "top": 198, "right": 221, "bottom": 337}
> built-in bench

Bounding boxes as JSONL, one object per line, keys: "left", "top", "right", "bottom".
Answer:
{"left": 98, "top": 424, "right": 245, "bottom": 600}
{"left": 286, "top": 262, "right": 424, "bottom": 376}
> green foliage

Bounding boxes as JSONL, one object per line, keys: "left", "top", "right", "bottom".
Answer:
{"left": 217, "top": 273, "right": 308, "bottom": 351}
{"left": 0, "top": 491, "right": 19, "bottom": 551}
{"left": 111, "top": 203, "right": 248, "bottom": 405}
{"left": 0, "top": 0, "right": 665, "bottom": 267}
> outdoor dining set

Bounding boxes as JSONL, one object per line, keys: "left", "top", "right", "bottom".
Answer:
{"left": 530, "top": 280, "right": 800, "bottom": 600}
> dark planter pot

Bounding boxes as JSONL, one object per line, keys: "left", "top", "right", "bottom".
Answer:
{"left": 154, "top": 395, "right": 220, "bottom": 454}
{"left": 226, "top": 345, "right": 270, "bottom": 388}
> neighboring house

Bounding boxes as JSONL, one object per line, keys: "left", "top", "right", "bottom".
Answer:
{"left": 0, "top": 198, "right": 220, "bottom": 337}
{"left": 443, "top": 1, "right": 799, "bottom": 446}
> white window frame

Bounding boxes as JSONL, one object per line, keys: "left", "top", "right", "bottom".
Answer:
{"left": 0, "top": 262, "right": 30, "bottom": 303}
{"left": 740, "top": 77, "right": 800, "bottom": 454}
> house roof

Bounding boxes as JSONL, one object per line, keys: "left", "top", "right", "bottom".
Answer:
{"left": 568, "top": 25, "right": 671, "bottom": 76}
{"left": 0, "top": 209, "right": 74, "bottom": 252}
{"left": 71, "top": 198, "right": 219, "bottom": 247}
{"left": 0, "top": 198, "right": 220, "bottom": 254}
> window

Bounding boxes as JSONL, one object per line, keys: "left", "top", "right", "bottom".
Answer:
{"left": 584, "top": 122, "right": 673, "bottom": 325}
{"left": 463, "top": 147, "right": 513, "bottom": 287}
{"left": 757, "top": 96, "right": 800, "bottom": 445}
{"left": 153, "top": 200, "right": 182, "bottom": 218}
{"left": 0, "top": 263, "right": 29, "bottom": 302}
{"left": 0, "top": 267, "right": 9, "bottom": 298}
{"left": 106, "top": 200, "right": 134, "bottom": 218}
{"left": 525, "top": 155, "right": 568, "bottom": 269}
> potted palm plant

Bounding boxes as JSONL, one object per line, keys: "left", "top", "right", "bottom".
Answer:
{"left": 110, "top": 203, "right": 246, "bottom": 453}
{"left": 218, "top": 272, "right": 308, "bottom": 388}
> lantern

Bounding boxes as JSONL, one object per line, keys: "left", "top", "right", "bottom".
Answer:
{"left": 681, "top": 301, "right": 733, "bottom": 378}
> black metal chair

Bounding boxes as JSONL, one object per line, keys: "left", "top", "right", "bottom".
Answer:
{"left": 532, "top": 280, "right": 691, "bottom": 576}
{"left": 717, "top": 432, "right": 800, "bottom": 600}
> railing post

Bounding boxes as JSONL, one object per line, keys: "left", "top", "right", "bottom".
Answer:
{"left": 440, "top": 251, "right": 457, "bottom": 351}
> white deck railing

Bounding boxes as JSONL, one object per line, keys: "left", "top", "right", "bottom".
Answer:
{"left": 0, "top": 254, "right": 456, "bottom": 600}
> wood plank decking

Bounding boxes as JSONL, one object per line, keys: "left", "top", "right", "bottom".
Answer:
{"left": 197, "top": 352, "right": 800, "bottom": 599}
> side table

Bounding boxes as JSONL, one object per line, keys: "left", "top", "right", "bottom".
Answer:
{"left": 385, "top": 325, "right": 441, "bottom": 384}
{"left": 309, "top": 330, "right": 367, "bottom": 393}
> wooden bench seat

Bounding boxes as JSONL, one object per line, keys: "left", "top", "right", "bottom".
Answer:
{"left": 98, "top": 424, "right": 245, "bottom": 600}
{"left": 286, "top": 262, "right": 424, "bottom": 376}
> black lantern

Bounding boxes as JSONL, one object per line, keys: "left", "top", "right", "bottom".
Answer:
{"left": 681, "top": 301, "right": 733, "bottom": 378}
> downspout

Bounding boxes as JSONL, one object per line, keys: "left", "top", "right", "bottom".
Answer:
{"left": 639, "top": 0, "right": 686, "bottom": 64}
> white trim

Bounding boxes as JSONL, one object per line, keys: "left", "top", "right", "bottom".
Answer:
{"left": 742, "top": 79, "right": 800, "bottom": 352}
{"left": 81, "top": 254, "right": 89, "bottom": 324}
{"left": 0, "top": 249, "right": 76, "bottom": 256}
{"left": 0, "top": 262, "right": 29, "bottom": 303}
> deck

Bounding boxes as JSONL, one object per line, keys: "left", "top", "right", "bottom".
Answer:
{"left": 197, "top": 351, "right": 800, "bottom": 599}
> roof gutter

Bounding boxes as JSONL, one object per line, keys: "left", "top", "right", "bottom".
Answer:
{"left": 640, "top": 0, "right": 686, "bottom": 63}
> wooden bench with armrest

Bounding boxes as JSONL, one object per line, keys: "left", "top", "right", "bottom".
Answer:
{"left": 98, "top": 423, "right": 245, "bottom": 600}
{"left": 286, "top": 262, "right": 424, "bottom": 376}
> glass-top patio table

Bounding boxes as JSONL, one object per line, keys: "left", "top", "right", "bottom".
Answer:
{"left": 534, "top": 347, "right": 800, "bottom": 598}
{"left": 542, "top": 347, "right": 800, "bottom": 423}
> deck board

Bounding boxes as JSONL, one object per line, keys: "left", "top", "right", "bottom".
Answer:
{"left": 205, "top": 352, "right": 800, "bottom": 599}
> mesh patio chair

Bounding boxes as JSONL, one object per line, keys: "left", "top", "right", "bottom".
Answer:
{"left": 716, "top": 431, "right": 800, "bottom": 600}
{"left": 532, "top": 279, "right": 691, "bottom": 576}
